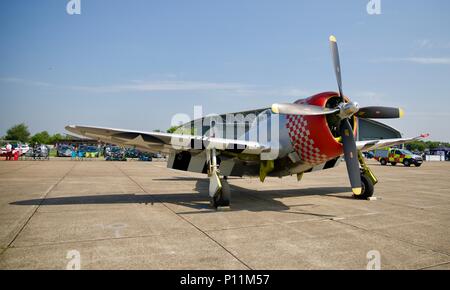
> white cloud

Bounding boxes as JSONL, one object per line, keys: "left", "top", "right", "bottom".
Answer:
{"left": 0, "top": 77, "right": 250, "bottom": 93}
{"left": 415, "top": 39, "right": 434, "bottom": 49}
{"left": 0, "top": 77, "right": 310, "bottom": 99}
{"left": 402, "top": 57, "right": 450, "bottom": 65}
{"left": 414, "top": 39, "right": 450, "bottom": 50}
{"left": 373, "top": 57, "right": 450, "bottom": 65}
{"left": 69, "top": 80, "right": 249, "bottom": 93}
{"left": 0, "top": 77, "right": 53, "bottom": 87}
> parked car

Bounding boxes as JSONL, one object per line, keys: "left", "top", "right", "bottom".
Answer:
{"left": 83, "top": 146, "right": 100, "bottom": 158}
{"left": 15, "top": 143, "right": 30, "bottom": 156}
{"left": 151, "top": 153, "right": 163, "bottom": 159}
{"left": 138, "top": 152, "right": 153, "bottom": 162}
{"left": 1, "top": 142, "right": 30, "bottom": 157}
{"left": 57, "top": 145, "right": 73, "bottom": 157}
{"left": 27, "top": 144, "right": 50, "bottom": 160}
{"left": 125, "top": 148, "right": 140, "bottom": 159}
{"left": 105, "top": 146, "right": 126, "bottom": 161}
{"left": 374, "top": 147, "right": 423, "bottom": 167}
{"left": 363, "top": 151, "right": 374, "bottom": 159}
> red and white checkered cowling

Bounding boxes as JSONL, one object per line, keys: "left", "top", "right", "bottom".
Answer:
{"left": 286, "top": 92, "right": 358, "bottom": 165}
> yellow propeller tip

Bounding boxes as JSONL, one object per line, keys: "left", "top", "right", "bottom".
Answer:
{"left": 399, "top": 108, "right": 405, "bottom": 118}
{"left": 352, "top": 188, "right": 362, "bottom": 195}
{"left": 329, "top": 35, "right": 337, "bottom": 42}
{"left": 271, "top": 104, "right": 280, "bottom": 114}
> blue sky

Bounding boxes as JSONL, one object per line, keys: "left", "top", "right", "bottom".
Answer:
{"left": 1, "top": 0, "right": 449, "bottom": 141}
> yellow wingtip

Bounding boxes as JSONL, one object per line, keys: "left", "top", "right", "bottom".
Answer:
{"left": 399, "top": 108, "right": 405, "bottom": 118}
{"left": 352, "top": 188, "right": 362, "bottom": 195}
{"left": 271, "top": 104, "right": 280, "bottom": 114}
{"left": 329, "top": 35, "right": 337, "bottom": 42}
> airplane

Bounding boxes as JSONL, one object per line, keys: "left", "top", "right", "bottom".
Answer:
{"left": 66, "top": 35, "right": 429, "bottom": 208}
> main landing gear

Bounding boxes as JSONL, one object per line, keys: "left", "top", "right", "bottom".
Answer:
{"left": 354, "top": 151, "right": 377, "bottom": 200}
{"left": 207, "top": 148, "right": 230, "bottom": 209}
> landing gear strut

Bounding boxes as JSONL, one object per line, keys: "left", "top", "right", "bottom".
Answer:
{"left": 354, "top": 151, "right": 377, "bottom": 200}
{"left": 207, "top": 148, "right": 230, "bottom": 208}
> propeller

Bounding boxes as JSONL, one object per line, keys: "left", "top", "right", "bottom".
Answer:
{"left": 340, "top": 118, "right": 362, "bottom": 194}
{"left": 357, "top": 106, "right": 404, "bottom": 119}
{"left": 270, "top": 35, "right": 403, "bottom": 120}
{"left": 330, "top": 35, "right": 361, "bottom": 194}
{"left": 271, "top": 103, "right": 339, "bottom": 116}
{"left": 270, "top": 35, "right": 406, "bottom": 195}
{"left": 329, "top": 35, "right": 344, "bottom": 102}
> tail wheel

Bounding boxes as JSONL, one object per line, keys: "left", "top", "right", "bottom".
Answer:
{"left": 353, "top": 174, "right": 374, "bottom": 200}
{"left": 210, "top": 179, "right": 230, "bottom": 208}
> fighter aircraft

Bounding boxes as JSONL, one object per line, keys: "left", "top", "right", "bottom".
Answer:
{"left": 66, "top": 36, "right": 429, "bottom": 208}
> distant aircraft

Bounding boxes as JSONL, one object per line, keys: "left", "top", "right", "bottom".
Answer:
{"left": 66, "top": 36, "right": 429, "bottom": 208}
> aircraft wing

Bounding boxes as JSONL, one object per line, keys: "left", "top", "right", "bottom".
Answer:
{"left": 356, "top": 134, "right": 429, "bottom": 152}
{"left": 65, "top": 125, "right": 268, "bottom": 155}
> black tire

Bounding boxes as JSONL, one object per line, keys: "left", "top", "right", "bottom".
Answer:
{"left": 403, "top": 159, "right": 411, "bottom": 167}
{"left": 210, "top": 179, "right": 231, "bottom": 208}
{"left": 380, "top": 159, "right": 387, "bottom": 166}
{"left": 415, "top": 163, "right": 422, "bottom": 167}
{"left": 354, "top": 174, "right": 374, "bottom": 200}
{"left": 390, "top": 162, "right": 397, "bottom": 166}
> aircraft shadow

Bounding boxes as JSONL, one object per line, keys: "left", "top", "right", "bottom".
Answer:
{"left": 11, "top": 178, "right": 352, "bottom": 218}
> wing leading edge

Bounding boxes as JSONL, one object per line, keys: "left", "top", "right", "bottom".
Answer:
{"left": 65, "top": 125, "right": 268, "bottom": 155}
{"left": 356, "top": 134, "right": 430, "bottom": 152}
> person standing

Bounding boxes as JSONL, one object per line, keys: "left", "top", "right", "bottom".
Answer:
{"left": 71, "top": 145, "right": 77, "bottom": 160}
{"left": 5, "top": 142, "right": 12, "bottom": 161}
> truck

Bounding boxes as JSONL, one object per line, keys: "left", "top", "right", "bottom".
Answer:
{"left": 373, "top": 147, "right": 423, "bottom": 167}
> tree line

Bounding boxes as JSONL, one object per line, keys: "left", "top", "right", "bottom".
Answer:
{"left": 2, "top": 123, "right": 449, "bottom": 151}
{"left": 1, "top": 123, "right": 69, "bottom": 145}
{"left": 405, "top": 140, "right": 450, "bottom": 152}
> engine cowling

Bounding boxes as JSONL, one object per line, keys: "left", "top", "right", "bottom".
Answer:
{"left": 285, "top": 92, "right": 357, "bottom": 165}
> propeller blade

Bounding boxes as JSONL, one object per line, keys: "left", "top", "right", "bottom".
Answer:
{"left": 330, "top": 35, "right": 344, "bottom": 101}
{"left": 271, "top": 103, "right": 339, "bottom": 116}
{"left": 357, "top": 106, "right": 404, "bottom": 119}
{"left": 340, "top": 119, "right": 362, "bottom": 195}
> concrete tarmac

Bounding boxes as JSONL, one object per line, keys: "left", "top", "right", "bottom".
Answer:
{"left": 0, "top": 159, "right": 449, "bottom": 269}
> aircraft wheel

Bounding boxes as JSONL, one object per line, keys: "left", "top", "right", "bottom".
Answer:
{"left": 353, "top": 174, "right": 374, "bottom": 200}
{"left": 210, "top": 179, "right": 230, "bottom": 208}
